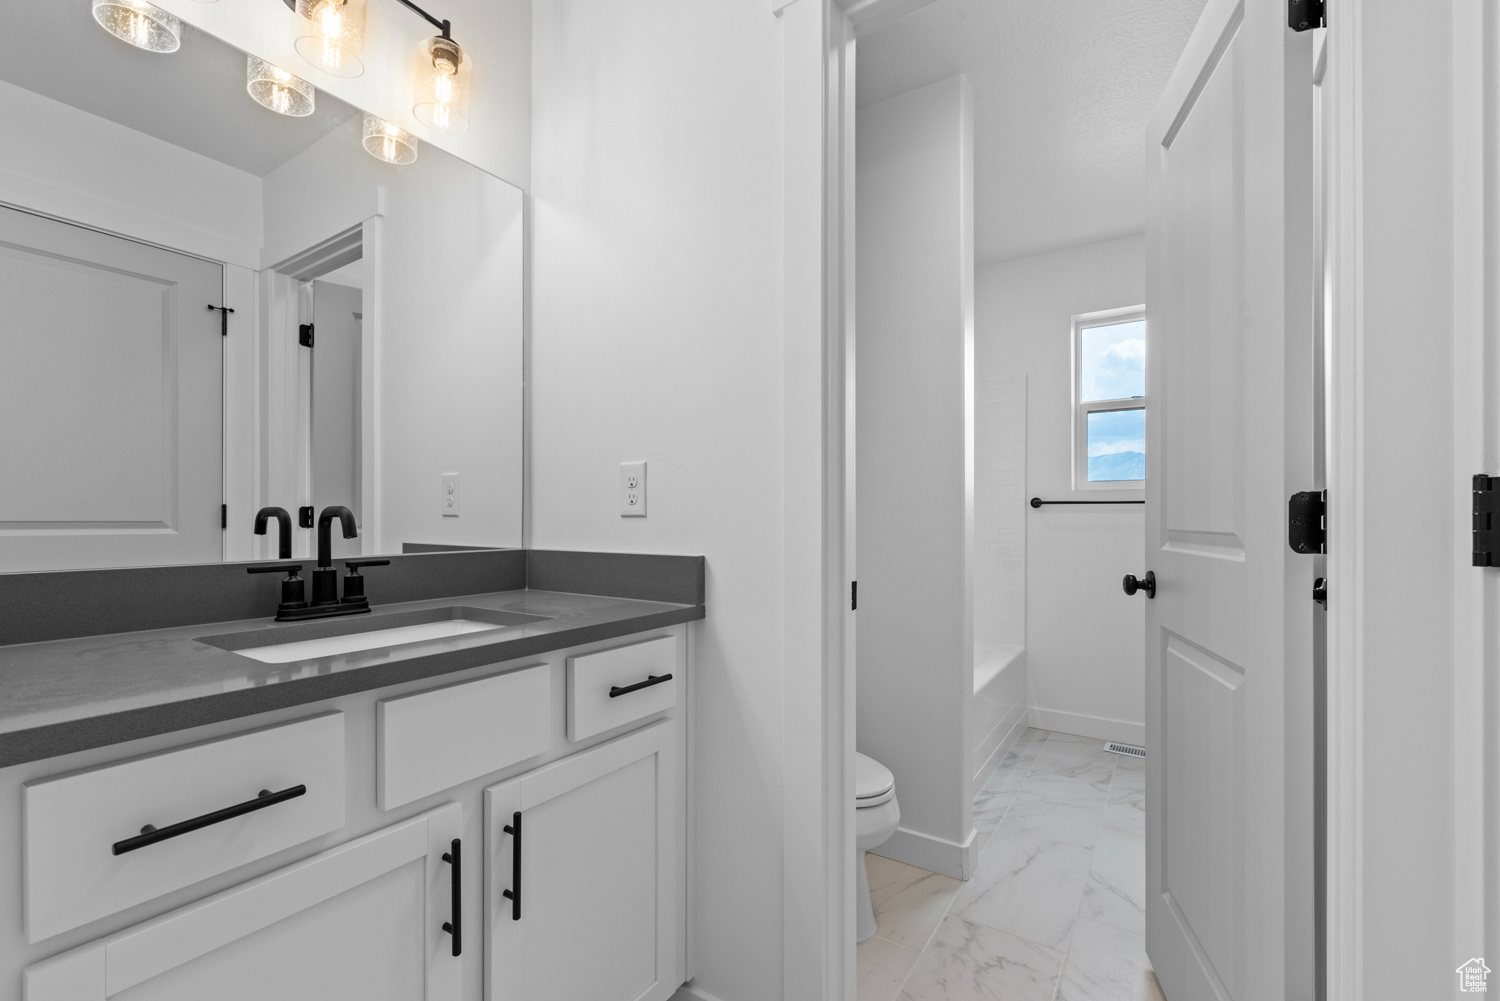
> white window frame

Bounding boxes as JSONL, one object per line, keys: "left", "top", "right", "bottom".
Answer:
{"left": 1072, "top": 304, "right": 1147, "bottom": 491}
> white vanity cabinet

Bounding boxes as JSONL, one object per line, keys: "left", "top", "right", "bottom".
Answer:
{"left": 10, "top": 624, "right": 690, "bottom": 1001}
{"left": 24, "top": 804, "right": 464, "bottom": 1001}
{"left": 484, "top": 723, "right": 681, "bottom": 1001}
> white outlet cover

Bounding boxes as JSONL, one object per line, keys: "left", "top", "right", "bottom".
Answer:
{"left": 620, "top": 461, "right": 646, "bottom": 517}
{"left": 441, "top": 473, "right": 460, "bottom": 517}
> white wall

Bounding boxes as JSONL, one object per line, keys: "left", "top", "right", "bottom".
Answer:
{"left": 528, "top": 2, "right": 787, "bottom": 999}
{"left": 152, "top": 0, "right": 531, "bottom": 188}
{"left": 975, "top": 234, "right": 1147, "bottom": 745}
{"left": 855, "top": 76, "right": 975, "bottom": 878}
{"left": 262, "top": 118, "right": 524, "bottom": 553}
{"left": 0, "top": 78, "right": 262, "bottom": 265}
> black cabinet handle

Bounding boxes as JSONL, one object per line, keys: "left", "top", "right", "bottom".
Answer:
{"left": 502, "top": 811, "right": 522, "bottom": 920}
{"left": 609, "top": 673, "right": 674, "bottom": 698}
{"left": 441, "top": 838, "right": 461, "bottom": 957}
{"left": 111, "top": 785, "right": 307, "bottom": 856}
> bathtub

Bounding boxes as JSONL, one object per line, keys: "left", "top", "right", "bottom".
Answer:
{"left": 971, "top": 642, "right": 1028, "bottom": 794}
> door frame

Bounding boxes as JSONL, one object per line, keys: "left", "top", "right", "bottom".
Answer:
{"left": 777, "top": 2, "right": 945, "bottom": 999}
{"left": 1324, "top": 0, "right": 1492, "bottom": 995}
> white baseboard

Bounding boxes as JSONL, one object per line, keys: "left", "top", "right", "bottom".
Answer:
{"left": 669, "top": 982, "right": 729, "bottom": 1001}
{"left": 869, "top": 825, "right": 978, "bottom": 880}
{"left": 1028, "top": 707, "right": 1145, "bottom": 747}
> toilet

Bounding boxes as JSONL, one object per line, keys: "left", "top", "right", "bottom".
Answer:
{"left": 854, "top": 752, "right": 900, "bottom": 943}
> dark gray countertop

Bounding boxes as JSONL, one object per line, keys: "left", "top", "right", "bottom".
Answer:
{"left": 0, "top": 588, "right": 703, "bottom": 768}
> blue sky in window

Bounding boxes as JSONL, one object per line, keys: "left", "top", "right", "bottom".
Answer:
{"left": 1087, "top": 408, "right": 1144, "bottom": 481}
{"left": 1081, "top": 319, "right": 1145, "bottom": 402}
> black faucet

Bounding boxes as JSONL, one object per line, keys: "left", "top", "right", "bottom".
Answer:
{"left": 253, "top": 506, "right": 293, "bottom": 560}
{"left": 312, "top": 505, "right": 359, "bottom": 606}
{"left": 247, "top": 505, "right": 385, "bottom": 622}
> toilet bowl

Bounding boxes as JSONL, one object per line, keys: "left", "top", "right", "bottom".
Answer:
{"left": 854, "top": 752, "right": 900, "bottom": 943}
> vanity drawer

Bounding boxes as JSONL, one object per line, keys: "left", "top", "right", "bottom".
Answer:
{"left": 377, "top": 663, "right": 552, "bottom": 810}
{"left": 568, "top": 635, "right": 679, "bottom": 741}
{"left": 23, "top": 712, "right": 346, "bottom": 944}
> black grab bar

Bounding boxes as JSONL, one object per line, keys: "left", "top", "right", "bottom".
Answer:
{"left": 1030, "top": 498, "right": 1144, "bottom": 507}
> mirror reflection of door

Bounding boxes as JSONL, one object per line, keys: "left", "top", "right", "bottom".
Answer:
{"left": 310, "top": 275, "right": 362, "bottom": 559}
{"left": 0, "top": 204, "right": 223, "bottom": 572}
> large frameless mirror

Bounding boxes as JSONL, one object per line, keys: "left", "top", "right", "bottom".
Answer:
{"left": 0, "top": 1, "right": 523, "bottom": 571}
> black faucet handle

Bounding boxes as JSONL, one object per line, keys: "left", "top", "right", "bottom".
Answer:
{"left": 340, "top": 559, "right": 388, "bottom": 606}
{"left": 247, "top": 562, "right": 303, "bottom": 575}
{"left": 247, "top": 563, "right": 308, "bottom": 612}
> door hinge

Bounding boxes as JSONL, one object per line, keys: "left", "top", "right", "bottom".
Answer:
{"left": 298, "top": 323, "right": 315, "bottom": 348}
{"left": 851, "top": 581, "right": 857, "bottom": 611}
{"left": 1288, "top": 490, "right": 1326, "bottom": 554}
{"left": 1473, "top": 475, "right": 1500, "bottom": 566}
{"left": 207, "top": 303, "right": 234, "bottom": 336}
{"left": 1289, "top": 0, "right": 1324, "bottom": 31}
{"left": 298, "top": 506, "right": 315, "bottom": 529}
{"left": 221, "top": 503, "right": 227, "bottom": 530}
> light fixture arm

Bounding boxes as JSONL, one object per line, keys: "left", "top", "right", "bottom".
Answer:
{"left": 279, "top": 0, "right": 451, "bottom": 41}
{"left": 392, "top": 0, "right": 450, "bottom": 40}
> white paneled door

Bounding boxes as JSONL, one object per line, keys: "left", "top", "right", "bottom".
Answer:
{"left": 0, "top": 205, "right": 223, "bottom": 571}
{"left": 1143, "top": 0, "right": 1317, "bottom": 998}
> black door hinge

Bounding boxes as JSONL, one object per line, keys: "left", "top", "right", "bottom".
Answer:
{"left": 1288, "top": 490, "right": 1326, "bottom": 554}
{"left": 207, "top": 303, "right": 234, "bottom": 336}
{"left": 221, "top": 503, "right": 227, "bottom": 530}
{"left": 851, "top": 581, "right": 858, "bottom": 611}
{"left": 1289, "top": 0, "right": 1324, "bottom": 31}
{"left": 298, "top": 506, "right": 315, "bottom": 529}
{"left": 298, "top": 323, "right": 315, "bottom": 348}
{"left": 1473, "top": 475, "right": 1500, "bottom": 566}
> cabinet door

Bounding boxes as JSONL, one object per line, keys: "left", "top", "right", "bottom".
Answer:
{"left": 485, "top": 724, "right": 680, "bottom": 1001}
{"left": 25, "top": 804, "right": 463, "bottom": 1001}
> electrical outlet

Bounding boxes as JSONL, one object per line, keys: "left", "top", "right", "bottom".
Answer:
{"left": 441, "top": 473, "right": 461, "bottom": 517}
{"left": 620, "top": 461, "right": 646, "bottom": 517}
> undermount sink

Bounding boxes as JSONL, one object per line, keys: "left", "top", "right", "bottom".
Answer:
{"left": 199, "top": 606, "right": 550, "bottom": 664}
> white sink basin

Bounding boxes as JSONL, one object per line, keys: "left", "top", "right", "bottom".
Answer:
{"left": 231, "top": 619, "right": 506, "bottom": 664}
{"left": 198, "top": 606, "right": 552, "bottom": 664}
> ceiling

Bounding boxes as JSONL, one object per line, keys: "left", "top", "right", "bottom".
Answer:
{"left": 858, "top": 0, "right": 1206, "bottom": 266}
{"left": 0, "top": 3, "right": 358, "bottom": 178}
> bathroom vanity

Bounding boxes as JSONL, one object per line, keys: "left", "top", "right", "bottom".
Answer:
{"left": 0, "top": 553, "right": 702, "bottom": 1001}
{"left": 0, "top": 3, "right": 704, "bottom": 996}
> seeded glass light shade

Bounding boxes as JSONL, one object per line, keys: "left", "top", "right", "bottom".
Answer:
{"left": 362, "top": 114, "right": 418, "bottom": 165}
{"left": 294, "top": 0, "right": 365, "bottom": 78}
{"left": 412, "top": 36, "right": 471, "bottom": 134}
{"left": 91, "top": 0, "right": 181, "bottom": 53}
{"left": 246, "top": 58, "right": 315, "bottom": 117}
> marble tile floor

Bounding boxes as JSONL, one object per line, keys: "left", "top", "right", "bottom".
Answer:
{"left": 856, "top": 728, "right": 1165, "bottom": 1001}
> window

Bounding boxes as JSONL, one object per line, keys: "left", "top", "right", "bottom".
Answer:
{"left": 1073, "top": 306, "right": 1146, "bottom": 489}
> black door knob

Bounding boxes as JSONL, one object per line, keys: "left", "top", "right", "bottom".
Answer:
{"left": 1313, "top": 577, "right": 1328, "bottom": 606}
{"left": 1123, "top": 571, "right": 1156, "bottom": 599}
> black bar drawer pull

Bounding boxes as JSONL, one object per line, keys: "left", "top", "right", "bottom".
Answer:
{"left": 502, "top": 811, "right": 522, "bottom": 920}
{"left": 111, "top": 784, "right": 307, "bottom": 856}
{"left": 441, "top": 838, "right": 461, "bottom": 957}
{"left": 608, "top": 673, "right": 673, "bottom": 698}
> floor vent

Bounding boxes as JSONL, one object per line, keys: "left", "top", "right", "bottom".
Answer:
{"left": 1104, "top": 742, "right": 1145, "bottom": 758}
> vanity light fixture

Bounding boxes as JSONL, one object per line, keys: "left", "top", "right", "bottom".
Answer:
{"left": 246, "top": 57, "right": 315, "bottom": 116}
{"left": 362, "top": 113, "right": 418, "bottom": 165}
{"left": 391, "top": 0, "right": 471, "bottom": 134}
{"left": 293, "top": 0, "right": 366, "bottom": 78}
{"left": 412, "top": 33, "right": 470, "bottom": 133}
{"left": 91, "top": 0, "right": 181, "bottom": 53}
